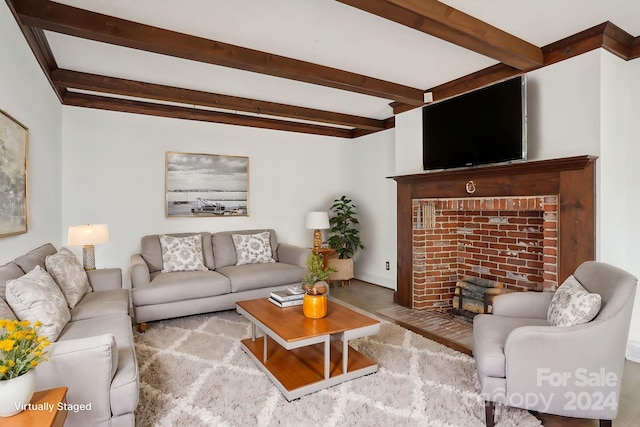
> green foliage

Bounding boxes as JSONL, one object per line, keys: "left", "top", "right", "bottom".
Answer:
{"left": 303, "top": 253, "right": 337, "bottom": 286}
{"left": 327, "top": 196, "right": 365, "bottom": 259}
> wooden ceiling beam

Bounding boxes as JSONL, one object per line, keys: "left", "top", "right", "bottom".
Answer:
{"left": 51, "top": 69, "right": 387, "bottom": 131}
{"left": 4, "top": 0, "right": 64, "bottom": 102}
{"left": 13, "top": 0, "right": 425, "bottom": 106}
{"left": 392, "top": 22, "right": 638, "bottom": 115}
{"left": 338, "top": 0, "right": 543, "bottom": 71}
{"left": 62, "top": 92, "right": 356, "bottom": 138}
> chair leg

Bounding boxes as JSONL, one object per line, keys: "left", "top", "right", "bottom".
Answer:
{"left": 484, "top": 401, "right": 496, "bottom": 427}
{"left": 599, "top": 420, "right": 612, "bottom": 427}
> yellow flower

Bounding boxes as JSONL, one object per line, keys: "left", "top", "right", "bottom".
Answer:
{"left": 0, "top": 339, "right": 16, "bottom": 352}
{"left": 6, "top": 360, "right": 15, "bottom": 368}
{"left": 0, "top": 366, "right": 7, "bottom": 374}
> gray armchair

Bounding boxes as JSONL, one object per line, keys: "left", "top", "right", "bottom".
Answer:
{"left": 473, "top": 261, "right": 637, "bottom": 427}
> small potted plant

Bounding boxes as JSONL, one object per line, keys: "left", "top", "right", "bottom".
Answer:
{"left": 302, "top": 253, "right": 336, "bottom": 318}
{"left": 0, "top": 319, "right": 50, "bottom": 416}
{"left": 327, "top": 196, "right": 365, "bottom": 286}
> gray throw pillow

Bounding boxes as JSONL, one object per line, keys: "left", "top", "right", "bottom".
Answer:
{"left": 547, "top": 275, "right": 601, "bottom": 327}
{"left": 159, "top": 234, "right": 208, "bottom": 273}
{"left": 6, "top": 266, "right": 71, "bottom": 341}
{"left": 45, "top": 247, "right": 92, "bottom": 308}
{"left": 232, "top": 231, "right": 275, "bottom": 266}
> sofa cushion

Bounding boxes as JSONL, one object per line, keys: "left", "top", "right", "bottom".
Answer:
{"left": 142, "top": 232, "right": 214, "bottom": 272}
{"left": 547, "top": 275, "right": 602, "bottom": 327}
{"left": 0, "top": 261, "right": 24, "bottom": 301}
{"left": 212, "top": 229, "right": 279, "bottom": 268}
{"left": 132, "top": 271, "right": 231, "bottom": 306}
{"left": 216, "top": 262, "right": 305, "bottom": 293}
{"left": 159, "top": 234, "right": 209, "bottom": 273}
{"left": 13, "top": 243, "right": 57, "bottom": 273}
{"left": 45, "top": 247, "right": 92, "bottom": 308}
{"left": 473, "top": 314, "right": 549, "bottom": 378}
{"left": 5, "top": 265, "right": 71, "bottom": 341}
{"left": 232, "top": 231, "right": 276, "bottom": 266}
{"left": 70, "top": 289, "right": 130, "bottom": 321}
{"left": 0, "top": 298, "right": 17, "bottom": 320}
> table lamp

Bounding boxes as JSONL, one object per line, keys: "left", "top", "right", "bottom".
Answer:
{"left": 305, "top": 212, "right": 329, "bottom": 250}
{"left": 67, "top": 224, "right": 110, "bottom": 270}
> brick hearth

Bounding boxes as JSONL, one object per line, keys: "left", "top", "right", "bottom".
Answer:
{"left": 412, "top": 196, "right": 558, "bottom": 310}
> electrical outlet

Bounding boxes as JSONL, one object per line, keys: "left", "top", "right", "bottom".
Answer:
{"left": 385, "top": 261, "right": 390, "bottom": 270}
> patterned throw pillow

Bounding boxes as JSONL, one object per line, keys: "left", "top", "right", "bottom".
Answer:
{"left": 159, "top": 234, "right": 209, "bottom": 273}
{"left": 232, "top": 232, "right": 275, "bottom": 266}
{"left": 547, "top": 275, "right": 602, "bottom": 327}
{"left": 45, "top": 247, "right": 92, "bottom": 308}
{"left": 5, "top": 265, "right": 71, "bottom": 341}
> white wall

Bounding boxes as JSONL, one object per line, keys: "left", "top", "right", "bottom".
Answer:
{"left": 345, "top": 128, "right": 397, "bottom": 288}
{"left": 0, "top": 4, "right": 62, "bottom": 264}
{"left": 599, "top": 51, "right": 640, "bottom": 345}
{"left": 61, "top": 107, "right": 350, "bottom": 287}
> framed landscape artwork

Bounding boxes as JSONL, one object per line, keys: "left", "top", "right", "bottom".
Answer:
{"left": 0, "top": 109, "right": 28, "bottom": 237}
{"left": 166, "top": 152, "right": 249, "bottom": 217}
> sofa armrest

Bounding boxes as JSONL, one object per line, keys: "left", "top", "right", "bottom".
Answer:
{"left": 492, "top": 291, "right": 554, "bottom": 319}
{"left": 35, "top": 334, "right": 118, "bottom": 423}
{"left": 277, "top": 243, "right": 311, "bottom": 268}
{"left": 87, "top": 268, "right": 122, "bottom": 292}
{"left": 130, "top": 254, "right": 151, "bottom": 288}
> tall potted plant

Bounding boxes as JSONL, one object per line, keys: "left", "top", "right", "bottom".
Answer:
{"left": 327, "top": 196, "right": 365, "bottom": 286}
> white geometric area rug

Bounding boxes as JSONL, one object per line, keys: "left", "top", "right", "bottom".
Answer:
{"left": 134, "top": 310, "right": 541, "bottom": 427}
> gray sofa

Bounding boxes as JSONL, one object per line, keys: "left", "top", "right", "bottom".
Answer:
{"left": 130, "top": 229, "right": 310, "bottom": 331}
{"left": 0, "top": 243, "right": 139, "bottom": 427}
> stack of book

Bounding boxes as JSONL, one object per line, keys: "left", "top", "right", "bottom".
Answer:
{"left": 268, "top": 286, "right": 305, "bottom": 308}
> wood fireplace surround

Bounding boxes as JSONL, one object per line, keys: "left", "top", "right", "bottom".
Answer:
{"left": 391, "top": 155, "right": 596, "bottom": 309}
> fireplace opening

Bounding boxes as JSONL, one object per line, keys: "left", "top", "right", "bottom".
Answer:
{"left": 412, "top": 196, "right": 558, "bottom": 312}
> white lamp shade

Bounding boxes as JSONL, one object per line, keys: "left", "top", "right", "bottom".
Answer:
{"left": 305, "top": 211, "right": 329, "bottom": 230}
{"left": 67, "top": 224, "right": 110, "bottom": 246}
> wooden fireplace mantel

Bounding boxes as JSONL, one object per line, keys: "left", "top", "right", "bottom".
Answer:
{"left": 390, "top": 155, "right": 597, "bottom": 308}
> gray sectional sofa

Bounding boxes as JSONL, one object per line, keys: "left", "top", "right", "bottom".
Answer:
{"left": 0, "top": 243, "right": 138, "bottom": 427}
{"left": 130, "top": 229, "right": 310, "bottom": 331}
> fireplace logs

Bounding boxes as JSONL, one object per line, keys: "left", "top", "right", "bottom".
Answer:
{"left": 453, "top": 276, "right": 510, "bottom": 315}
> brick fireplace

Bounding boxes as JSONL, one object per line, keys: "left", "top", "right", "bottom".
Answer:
{"left": 391, "top": 156, "right": 596, "bottom": 310}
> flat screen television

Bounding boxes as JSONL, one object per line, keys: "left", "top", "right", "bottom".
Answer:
{"left": 422, "top": 75, "right": 527, "bottom": 171}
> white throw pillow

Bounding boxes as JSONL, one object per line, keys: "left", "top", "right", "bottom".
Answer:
{"left": 547, "top": 275, "right": 601, "bottom": 327}
{"left": 45, "top": 247, "right": 92, "bottom": 308}
{"left": 159, "top": 234, "right": 209, "bottom": 273}
{"left": 232, "top": 232, "right": 275, "bottom": 266}
{"left": 5, "top": 266, "right": 71, "bottom": 341}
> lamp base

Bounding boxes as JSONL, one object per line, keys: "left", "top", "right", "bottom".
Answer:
{"left": 313, "top": 229, "right": 323, "bottom": 250}
{"left": 82, "top": 245, "right": 96, "bottom": 270}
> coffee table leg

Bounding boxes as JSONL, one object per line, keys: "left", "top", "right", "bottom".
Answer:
{"left": 324, "top": 337, "right": 330, "bottom": 379}
{"left": 251, "top": 324, "right": 256, "bottom": 341}
{"left": 343, "top": 338, "right": 348, "bottom": 374}
{"left": 264, "top": 335, "right": 268, "bottom": 363}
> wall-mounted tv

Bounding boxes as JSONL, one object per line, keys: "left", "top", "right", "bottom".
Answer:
{"left": 422, "top": 75, "right": 527, "bottom": 171}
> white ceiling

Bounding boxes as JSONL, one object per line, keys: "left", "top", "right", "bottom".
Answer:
{"left": 19, "top": 0, "right": 640, "bottom": 131}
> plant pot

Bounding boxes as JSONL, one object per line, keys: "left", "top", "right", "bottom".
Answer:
{"left": 303, "top": 293, "right": 327, "bottom": 319}
{"left": 0, "top": 369, "right": 36, "bottom": 417}
{"left": 327, "top": 257, "right": 354, "bottom": 281}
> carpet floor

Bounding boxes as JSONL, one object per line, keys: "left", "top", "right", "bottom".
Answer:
{"left": 134, "top": 310, "right": 541, "bottom": 426}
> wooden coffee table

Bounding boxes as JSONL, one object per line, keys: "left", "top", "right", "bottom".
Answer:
{"left": 236, "top": 298, "right": 380, "bottom": 401}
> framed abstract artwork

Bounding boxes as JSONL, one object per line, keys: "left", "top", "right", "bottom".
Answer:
{"left": 0, "top": 109, "right": 28, "bottom": 237}
{"left": 165, "top": 151, "right": 249, "bottom": 217}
